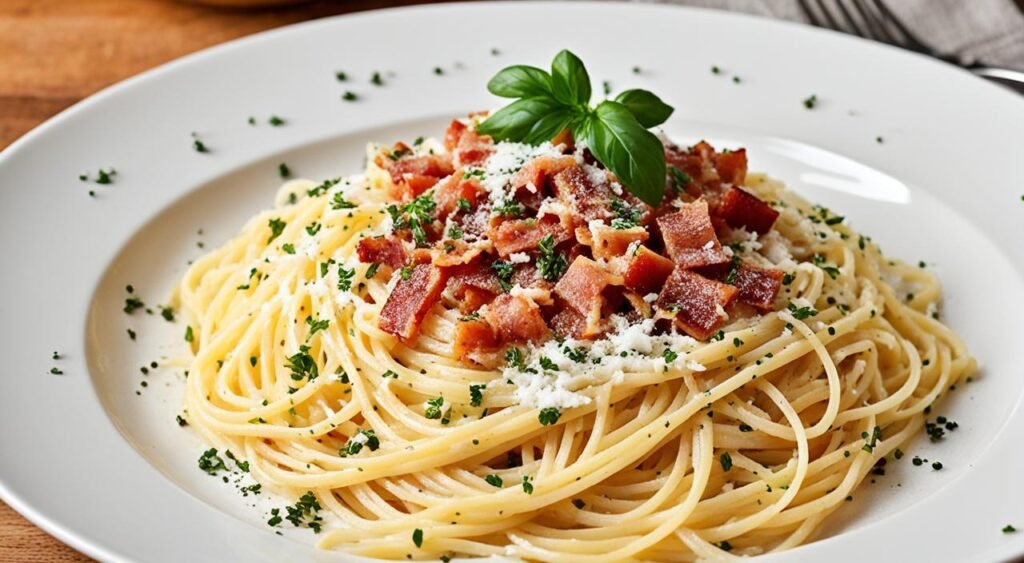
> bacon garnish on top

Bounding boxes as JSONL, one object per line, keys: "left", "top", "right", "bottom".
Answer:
{"left": 366, "top": 124, "right": 785, "bottom": 361}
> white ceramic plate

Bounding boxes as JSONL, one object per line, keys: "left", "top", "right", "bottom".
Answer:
{"left": 2, "top": 3, "right": 1023, "bottom": 561}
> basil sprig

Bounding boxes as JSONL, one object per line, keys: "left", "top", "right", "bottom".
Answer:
{"left": 477, "top": 50, "right": 673, "bottom": 206}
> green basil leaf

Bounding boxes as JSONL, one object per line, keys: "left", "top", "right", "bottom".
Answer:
{"left": 550, "top": 50, "right": 591, "bottom": 106}
{"left": 476, "top": 97, "right": 566, "bottom": 142}
{"left": 487, "top": 65, "right": 552, "bottom": 99}
{"left": 582, "top": 101, "right": 666, "bottom": 206}
{"left": 521, "top": 106, "right": 581, "bottom": 145}
{"left": 614, "top": 89, "right": 674, "bottom": 128}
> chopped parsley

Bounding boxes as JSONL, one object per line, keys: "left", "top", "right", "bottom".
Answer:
{"left": 787, "top": 301, "right": 818, "bottom": 320}
{"left": 538, "top": 357, "right": 559, "bottom": 371}
{"left": 537, "top": 234, "right": 568, "bottom": 281}
{"left": 662, "top": 349, "right": 679, "bottom": 363}
{"left": 337, "top": 265, "right": 355, "bottom": 291}
{"left": 285, "top": 345, "right": 318, "bottom": 381}
{"left": 803, "top": 94, "right": 818, "bottom": 109}
{"left": 538, "top": 407, "right": 561, "bottom": 426}
{"left": 184, "top": 326, "right": 194, "bottom": 343}
{"left": 341, "top": 91, "right": 357, "bottom": 101}
{"left": 387, "top": 192, "right": 436, "bottom": 247}
{"left": 491, "top": 260, "right": 515, "bottom": 292}
{"left": 505, "top": 347, "right": 526, "bottom": 371}
{"left": 720, "top": 452, "right": 733, "bottom": 471}
{"left": 522, "top": 475, "right": 534, "bottom": 494}
{"left": 284, "top": 491, "right": 323, "bottom": 533}
{"left": 861, "top": 426, "right": 882, "bottom": 453}
{"left": 159, "top": 306, "right": 175, "bottom": 322}
{"left": 340, "top": 429, "right": 380, "bottom": 456}
{"left": 268, "top": 115, "right": 285, "bottom": 126}
{"left": 457, "top": 197, "right": 473, "bottom": 212}
{"left": 267, "top": 218, "right": 286, "bottom": 243}
{"left": 469, "top": 384, "right": 485, "bottom": 407}
{"left": 371, "top": 71, "right": 383, "bottom": 86}
{"left": 307, "top": 177, "right": 341, "bottom": 197}
{"left": 812, "top": 254, "right": 840, "bottom": 279}
{"left": 198, "top": 448, "right": 226, "bottom": 475}
{"left": 424, "top": 396, "right": 444, "bottom": 419}
{"left": 668, "top": 167, "right": 691, "bottom": 195}
{"left": 413, "top": 528, "right": 424, "bottom": 548}
{"left": 564, "top": 346, "right": 588, "bottom": 363}
{"left": 485, "top": 474, "right": 503, "bottom": 487}
{"left": 306, "top": 316, "right": 330, "bottom": 339}
{"left": 123, "top": 297, "right": 145, "bottom": 314}
{"left": 609, "top": 198, "right": 642, "bottom": 229}
{"left": 365, "top": 263, "right": 380, "bottom": 280}
{"left": 494, "top": 199, "right": 524, "bottom": 217}
{"left": 332, "top": 192, "right": 356, "bottom": 209}
{"left": 1004, "top": 525, "right": 1018, "bottom": 534}
{"left": 282, "top": 243, "right": 296, "bottom": 254}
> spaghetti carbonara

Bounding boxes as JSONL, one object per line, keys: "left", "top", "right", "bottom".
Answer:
{"left": 175, "top": 117, "right": 974, "bottom": 561}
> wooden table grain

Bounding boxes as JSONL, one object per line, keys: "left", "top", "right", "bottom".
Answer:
{"left": 0, "top": 1, "right": 444, "bottom": 558}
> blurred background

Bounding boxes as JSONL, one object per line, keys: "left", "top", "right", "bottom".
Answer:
{"left": 1, "top": 0, "right": 1022, "bottom": 559}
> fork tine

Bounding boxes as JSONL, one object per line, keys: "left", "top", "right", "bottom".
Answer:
{"left": 850, "top": 0, "right": 897, "bottom": 44}
{"left": 834, "top": 1, "right": 874, "bottom": 40}
{"left": 813, "top": 0, "right": 847, "bottom": 32}
{"left": 869, "top": 0, "right": 931, "bottom": 52}
{"left": 796, "top": 0, "right": 827, "bottom": 28}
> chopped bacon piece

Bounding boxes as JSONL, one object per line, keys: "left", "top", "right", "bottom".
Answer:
{"left": 459, "top": 206, "right": 494, "bottom": 241}
{"left": 548, "top": 305, "right": 587, "bottom": 339}
{"left": 657, "top": 268, "right": 738, "bottom": 340}
{"left": 656, "top": 201, "right": 730, "bottom": 269}
{"left": 714, "top": 149, "right": 748, "bottom": 185}
{"left": 664, "top": 141, "right": 720, "bottom": 197}
{"left": 552, "top": 166, "right": 615, "bottom": 223}
{"left": 492, "top": 217, "right": 572, "bottom": 257}
{"left": 357, "top": 236, "right": 407, "bottom": 269}
{"left": 433, "top": 175, "right": 485, "bottom": 221}
{"left": 731, "top": 262, "right": 783, "bottom": 311}
{"left": 379, "top": 264, "right": 448, "bottom": 341}
{"left": 717, "top": 186, "right": 779, "bottom": 235}
{"left": 554, "top": 256, "right": 622, "bottom": 336}
{"left": 445, "top": 261, "right": 502, "bottom": 300}
{"left": 484, "top": 294, "right": 549, "bottom": 343}
{"left": 511, "top": 155, "right": 577, "bottom": 194}
{"left": 446, "top": 123, "right": 494, "bottom": 168}
{"left": 444, "top": 120, "right": 468, "bottom": 152}
{"left": 433, "top": 239, "right": 486, "bottom": 267}
{"left": 377, "top": 151, "right": 453, "bottom": 185}
{"left": 453, "top": 318, "right": 498, "bottom": 362}
{"left": 622, "top": 246, "right": 675, "bottom": 295}
{"left": 590, "top": 224, "right": 648, "bottom": 260}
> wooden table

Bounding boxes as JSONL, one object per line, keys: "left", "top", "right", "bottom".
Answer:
{"left": 0, "top": 2, "right": 444, "bottom": 558}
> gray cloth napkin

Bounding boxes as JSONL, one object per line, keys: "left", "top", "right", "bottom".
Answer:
{"left": 630, "top": 0, "right": 1024, "bottom": 69}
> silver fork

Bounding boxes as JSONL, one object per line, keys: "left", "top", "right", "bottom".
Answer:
{"left": 798, "top": 0, "right": 1024, "bottom": 94}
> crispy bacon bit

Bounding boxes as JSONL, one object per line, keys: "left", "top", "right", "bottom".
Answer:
{"left": 665, "top": 141, "right": 720, "bottom": 197}
{"left": 445, "top": 261, "right": 502, "bottom": 302}
{"left": 714, "top": 149, "right": 748, "bottom": 185}
{"left": 589, "top": 224, "right": 648, "bottom": 260}
{"left": 379, "top": 264, "right": 448, "bottom": 341}
{"left": 485, "top": 294, "right": 549, "bottom": 343}
{"left": 444, "top": 120, "right": 468, "bottom": 152}
{"left": 622, "top": 246, "right": 675, "bottom": 295}
{"left": 453, "top": 318, "right": 497, "bottom": 362}
{"left": 657, "top": 268, "right": 738, "bottom": 340}
{"left": 656, "top": 201, "right": 729, "bottom": 269}
{"left": 433, "top": 239, "right": 486, "bottom": 267}
{"left": 378, "top": 150, "right": 453, "bottom": 185}
{"left": 548, "top": 304, "right": 587, "bottom": 339}
{"left": 552, "top": 166, "right": 614, "bottom": 223}
{"left": 718, "top": 186, "right": 779, "bottom": 235}
{"left": 492, "top": 217, "right": 572, "bottom": 257}
{"left": 731, "top": 262, "right": 783, "bottom": 311}
{"left": 357, "top": 236, "right": 407, "bottom": 269}
{"left": 554, "top": 256, "right": 622, "bottom": 336}
{"left": 511, "top": 155, "right": 577, "bottom": 194}
{"left": 434, "top": 175, "right": 485, "bottom": 221}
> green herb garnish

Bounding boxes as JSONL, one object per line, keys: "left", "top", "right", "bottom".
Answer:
{"left": 476, "top": 50, "right": 672, "bottom": 205}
